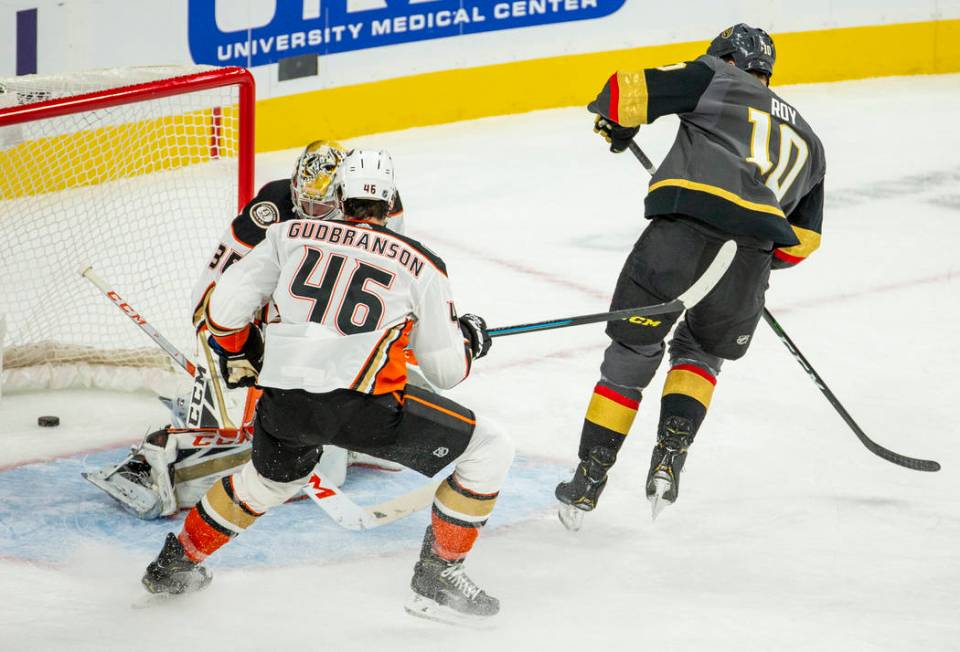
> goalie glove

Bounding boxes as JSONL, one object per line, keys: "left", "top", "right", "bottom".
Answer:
{"left": 594, "top": 116, "right": 640, "bottom": 154}
{"left": 207, "top": 325, "right": 264, "bottom": 389}
{"left": 459, "top": 313, "right": 491, "bottom": 360}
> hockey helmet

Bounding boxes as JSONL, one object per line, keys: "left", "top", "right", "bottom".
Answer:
{"left": 707, "top": 24, "right": 776, "bottom": 78}
{"left": 291, "top": 139, "right": 347, "bottom": 219}
{"left": 339, "top": 149, "right": 397, "bottom": 211}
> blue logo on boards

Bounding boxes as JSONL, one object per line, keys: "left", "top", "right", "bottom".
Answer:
{"left": 188, "top": 0, "right": 626, "bottom": 68}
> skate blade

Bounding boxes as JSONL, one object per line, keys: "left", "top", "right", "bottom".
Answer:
{"left": 404, "top": 593, "right": 497, "bottom": 629}
{"left": 648, "top": 474, "right": 674, "bottom": 521}
{"left": 131, "top": 577, "right": 211, "bottom": 610}
{"left": 83, "top": 469, "right": 162, "bottom": 519}
{"left": 557, "top": 503, "right": 585, "bottom": 532}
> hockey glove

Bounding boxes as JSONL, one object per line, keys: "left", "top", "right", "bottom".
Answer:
{"left": 459, "top": 313, "right": 492, "bottom": 360}
{"left": 207, "top": 326, "right": 264, "bottom": 389}
{"left": 594, "top": 116, "right": 640, "bottom": 154}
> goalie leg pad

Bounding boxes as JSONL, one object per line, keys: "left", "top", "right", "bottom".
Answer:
{"left": 169, "top": 429, "right": 252, "bottom": 509}
{"left": 140, "top": 429, "right": 179, "bottom": 517}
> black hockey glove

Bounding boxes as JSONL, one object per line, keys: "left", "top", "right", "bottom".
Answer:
{"left": 594, "top": 116, "right": 640, "bottom": 154}
{"left": 207, "top": 327, "right": 264, "bottom": 389}
{"left": 459, "top": 313, "right": 491, "bottom": 360}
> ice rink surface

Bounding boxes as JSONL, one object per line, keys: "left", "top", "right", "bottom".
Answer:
{"left": 2, "top": 73, "right": 959, "bottom": 651}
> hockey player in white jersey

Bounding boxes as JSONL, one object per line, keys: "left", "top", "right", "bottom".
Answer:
{"left": 141, "top": 149, "right": 515, "bottom": 624}
{"left": 85, "top": 141, "right": 404, "bottom": 520}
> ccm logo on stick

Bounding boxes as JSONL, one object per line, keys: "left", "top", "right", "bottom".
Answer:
{"left": 107, "top": 291, "right": 147, "bottom": 326}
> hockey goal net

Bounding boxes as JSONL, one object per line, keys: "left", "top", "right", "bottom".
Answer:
{"left": 0, "top": 66, "right": 254, "bottom": 395}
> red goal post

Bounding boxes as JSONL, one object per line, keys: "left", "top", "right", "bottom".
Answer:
{"left": 0, "top": 65, "right": 255, "bottom": 395}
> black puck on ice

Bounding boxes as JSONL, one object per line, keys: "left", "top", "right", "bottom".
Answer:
{"left": 38, "top": 415, "right": 60, "bottom": 427}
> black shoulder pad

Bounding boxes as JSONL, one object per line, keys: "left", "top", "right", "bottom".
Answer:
{"left": 233, "top": 179, "right": 298, "bottom": 248}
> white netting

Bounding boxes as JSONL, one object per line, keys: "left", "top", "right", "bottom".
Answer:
{"left": 0, "top": 66, "right": 250, "bottom": 394}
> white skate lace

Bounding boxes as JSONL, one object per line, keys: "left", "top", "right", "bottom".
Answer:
{"left": 440, "top": 564, "right": 481, "bottom": 600}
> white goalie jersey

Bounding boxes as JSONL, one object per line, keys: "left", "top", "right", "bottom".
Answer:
{"left": 206, "top": 218, "right": 471, "bottom": 394}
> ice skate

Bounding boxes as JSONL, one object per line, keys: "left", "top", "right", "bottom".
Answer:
{"left": 142, "top": 533, "right": 212, "bottom": 595}
{"left": 555, "top": 446, "right": 616, "bottom": 531}
{"left": 646, "top": 416, "right": 695, "bottom": 520}
{"left": 405, "top": 528, "right": 499, "bottom": 626}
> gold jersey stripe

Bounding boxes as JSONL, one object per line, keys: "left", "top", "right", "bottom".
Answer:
{"left": 649, "top": 178, "right": 786, "bottom": 218}
{"left": 435, "top": 482, "right": 497, "bottom": 519}
{"left": 354, "top": 325, "right": 402, "bottom": 394}
{"left": 205, "top": 479, "right": 259, "bottom": 530}
{"left": 585, "top": 392, "right": 639, "bottom": 435}
{"left": 615, "top": 70, "right": 649, "bottom": 127}
{"left": 174, "top": 449, "right": 252, "bottom": 484}
{"left": 777, "top": 225, "right": 822, "bottom": 259}
{"left": 662, "top": 368, "right": 716, "bottom": 409}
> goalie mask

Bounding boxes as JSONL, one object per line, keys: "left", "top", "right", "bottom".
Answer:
{"left": 291, "top": 140, "right": 346, "bottom": 219}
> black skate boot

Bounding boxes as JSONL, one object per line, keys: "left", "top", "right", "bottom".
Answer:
{"left": 646, "top": 416, "right": 695, "bottom": 520}
{"left": 405, "top": 528, "right": 499, "bottom": 626}
{"left": 555, "top": 446, "right": 617, "bottom": 531}
{"left": 142, "top": 533, "right": 212, "bottom": 595}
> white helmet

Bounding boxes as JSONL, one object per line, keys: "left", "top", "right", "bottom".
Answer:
{"left": 339, "top": 149, "right": 397, "bottom": 207}
{"left": 291, "top": 139, "right": 347, "bottom": 219}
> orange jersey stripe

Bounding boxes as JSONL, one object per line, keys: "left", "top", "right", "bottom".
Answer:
{"left": 406, "top": 393, "right": 477, "bottom": 426}
{"left": 372, "top": 321, "right": 413, "bottom": 395}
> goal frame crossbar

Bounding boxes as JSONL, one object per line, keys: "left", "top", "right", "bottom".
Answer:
{"left": 0, "top": 66, "right": 256, "bottom": 211}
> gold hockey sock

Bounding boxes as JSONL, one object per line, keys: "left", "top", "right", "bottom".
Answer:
{"left": 578, "top": 381, "right": 641, "bottom": 460}
{"left": 660, "top": 363, "right": 716, "bottom": 432}
{"left": 430, "top": 474, "right": 498, "bottom": 561}
{"left": 179, "top": 475, "right": 263, "bottom": 563}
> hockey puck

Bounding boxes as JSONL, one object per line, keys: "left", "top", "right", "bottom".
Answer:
{"left": 38, "top": 415, "right": 60, "bottom": 427}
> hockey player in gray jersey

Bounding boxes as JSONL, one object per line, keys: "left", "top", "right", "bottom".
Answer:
{"left": 556, "top": 24, "right": 826, "bottom": 526}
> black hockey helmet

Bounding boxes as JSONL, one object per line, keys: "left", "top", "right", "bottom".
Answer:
{"left": 707, "top": 24, "right": 776, "bottom": 78}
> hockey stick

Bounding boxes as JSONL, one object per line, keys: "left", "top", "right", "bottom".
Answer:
{"left": 196, "top": 332, "right": 236, "bottom": 429}
{"left": 488, "top": 239, "right": 736, "bottom": 338}
{"left": 762, "top": 310, "right": 940, "bottom": 472}
{"left": 79, "top": 264, "right": 223, "bottom": 429}
{"left": 80, "top": 264, "right": 198, "bottom": 375}
{"left": 303, "top": 472, "right": 439, "bottom": 530}
{"left": 625, "top": 140, "right": 941, "bottom": 472}
{"left": 80, "top": 263, "right": 440, "bottom": 525}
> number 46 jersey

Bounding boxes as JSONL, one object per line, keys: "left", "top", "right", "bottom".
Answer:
{"left": 591, "top": 54, "right": 827, "bottom": 267}
{"left": 206, "top": 218, "right": 471, "bottom": 395}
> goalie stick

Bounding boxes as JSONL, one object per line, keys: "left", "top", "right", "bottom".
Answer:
{"left": 79, "top": 263, "right": 439, "bottom": 526}
{"left": 625, "top": 140, "right": 941, "bottom": 472}
{"left": 488, "top": 239, "right": 736, "bottom": 338}
{"left": 79, "top": 263, "right": 222, "bottom": 428}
